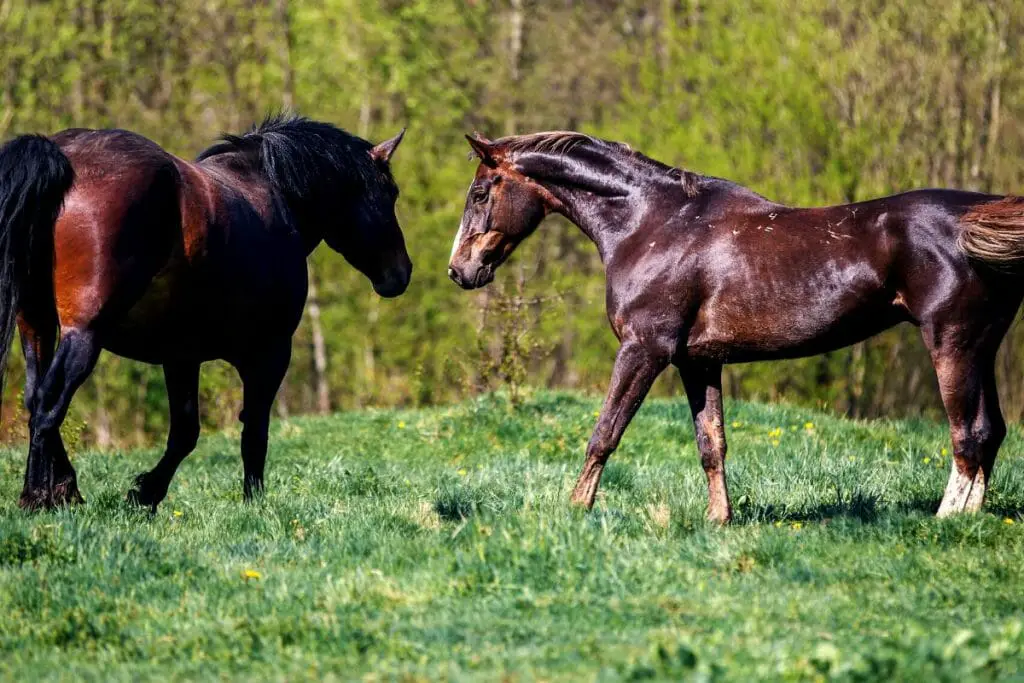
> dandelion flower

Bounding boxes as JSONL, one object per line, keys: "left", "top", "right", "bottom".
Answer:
{"left": 941, "top": 448, "right": 948, "bottom": 456}
{"left": 923, "top": 457, "right": 931, "bottom": 464}
{"left": 791, "top": 522, "right": 803, "bottom": 530}
{"left": 242, "top": 569, "right": 262, "bottom": 580}
{"left": 804, "top": 422, "right": 814, "bottom": 430}
{"left": 172, "top": 510, "right": 183, "bottom": 518}
{"left": 1005, "top": 518, "right": 1015, "bottom": 525}
{"left": 457, "top": 468, "right": 468, "bottom": 477}
{"left": 397, "top": 421, "right": 406, "bottom": 429}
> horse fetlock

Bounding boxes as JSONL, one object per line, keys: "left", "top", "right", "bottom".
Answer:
{"left": 127, "top": 471, "right": 167, "bottom": 511}
{"left": 52, "top": 476, "right": 84, "bottom": 506}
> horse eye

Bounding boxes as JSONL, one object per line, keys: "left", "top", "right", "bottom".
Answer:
{"left": 471, "top": 188, "right": 489, "bottom": 204}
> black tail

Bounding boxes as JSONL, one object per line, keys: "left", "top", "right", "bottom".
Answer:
{"left": 0, "top": 135, "right": 75, "bottom": 403}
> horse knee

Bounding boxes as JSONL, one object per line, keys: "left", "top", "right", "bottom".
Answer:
{"left": 700, "top": 448, "right": 725, "bottom": 473}
{"left": 696, "top": 418, "right": 726, "bottom": 472}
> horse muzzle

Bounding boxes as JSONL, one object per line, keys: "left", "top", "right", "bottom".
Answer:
{"left": 448, "top": 263, "right": 494, "bottom": 290}
{"left": 373, "top": 263, "right": 412, "bottom": 298}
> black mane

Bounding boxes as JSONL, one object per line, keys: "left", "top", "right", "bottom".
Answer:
{"left": 196, "top": 114, "right": 384, "bottom": 210}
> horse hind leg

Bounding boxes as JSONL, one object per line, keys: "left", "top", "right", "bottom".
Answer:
{"left": 18, "top": 329, "right": 99, "bottom": 509}
{"left": 927, "top": 337, "right": 1005, "bottom": 517}
{"left": 17, "top": 307, "right": 57, "bottom": 416}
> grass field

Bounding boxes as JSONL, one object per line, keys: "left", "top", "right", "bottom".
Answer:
{"left": 1, "top": 391, "right": 1023, "bottom": 681}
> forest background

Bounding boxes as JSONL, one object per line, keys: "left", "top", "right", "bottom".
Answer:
{"left": 2, "top": 0, "right": 1023, "bottom": 447}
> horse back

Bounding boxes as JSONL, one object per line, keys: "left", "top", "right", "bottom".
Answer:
{"left": 616, "top": 187, "right": 1008, "bottom": 363}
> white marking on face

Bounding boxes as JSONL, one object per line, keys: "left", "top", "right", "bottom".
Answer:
{"left": 450, "top": 217, "right": 465, "bottom": 262}
{"left": 450, "top": 180, "right": 475, "bottom": 263}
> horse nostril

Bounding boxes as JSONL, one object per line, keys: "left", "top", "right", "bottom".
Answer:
{"left": 448, "top": 268, "right": 462, "bottom": 286}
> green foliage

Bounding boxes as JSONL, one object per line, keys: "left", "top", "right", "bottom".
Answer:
{"left": 2, "top": 1, "right": 1024, "bottom": 447}
{"left": 0, "top": 392, "right": 1023, "bottom": 679}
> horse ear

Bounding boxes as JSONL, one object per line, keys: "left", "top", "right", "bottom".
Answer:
{"left": 465, "top": 133, "right": 498, "bottom": 168}
{"left": 370, "top": 128, "right": 406, "bottom": 163}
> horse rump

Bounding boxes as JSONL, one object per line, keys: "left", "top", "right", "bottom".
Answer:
{"left": 0, "top": 135, "right": 75, "bottom": 400}
{"left": 959, "top": 196, "right": 1024, "bottom": 270}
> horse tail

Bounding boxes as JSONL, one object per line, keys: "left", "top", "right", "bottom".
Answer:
{"left": 0, "top": 135, "right": 75, "bottom": 401}
{"left": 958, "top": 196, "right": 1024, "bottom": 270}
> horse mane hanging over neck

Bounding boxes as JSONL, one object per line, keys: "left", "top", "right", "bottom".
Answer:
{"left": 196, "top": 114, "right": 380, "bottom": 207}
{"left": 487, "top": 131, "right": 703, "bottom": 198}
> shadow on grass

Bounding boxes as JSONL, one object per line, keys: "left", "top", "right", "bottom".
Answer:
{"left": 740, "top": 493, "right": 1024, "bottom": 525}
{"left": 739, "top": 491, "right": 883, "bottom": 524}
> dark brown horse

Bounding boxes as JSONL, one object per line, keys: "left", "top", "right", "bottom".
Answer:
{"left": 449, "top": 131, "right": 1024, "bottom": 523}
{"left": 0, "top": 115, "right": 411, "bottom": 510}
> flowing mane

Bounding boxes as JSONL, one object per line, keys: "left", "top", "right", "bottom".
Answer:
{"left": 196, "top": 114, "right": 386, "bottom": 206}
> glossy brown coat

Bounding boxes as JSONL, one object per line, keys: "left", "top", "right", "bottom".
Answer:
{"left": 0, "top": 116, "right": 411, "bottom": 509}
{"left": 449, "top": 132, "right": 1024, "bottom": 522}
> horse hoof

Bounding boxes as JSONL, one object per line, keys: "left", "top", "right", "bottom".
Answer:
{"left": 18, "top": 489, "right": 54, "bottom": 511}
{"left": 706, "top": 509, "right": 733, "bottom": 525}
{"left": 126, "top": 473, "right": 163, "bottom": 512}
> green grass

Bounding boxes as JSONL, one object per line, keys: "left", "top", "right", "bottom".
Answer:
{"left": 1, "top": 391, "right": 1023, "bottom": 681}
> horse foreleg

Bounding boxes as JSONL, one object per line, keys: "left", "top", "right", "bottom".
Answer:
{"left": 570, "top": 339, "right": 665, "bottom": 509}
{"left": 18, "top": 329, "right": 99, "bottom": 510}
{"left": 237, "top": 345, "right": 291, "bottom": 501}
{"left": 680, "top": 363, "right": 732, "bottom": 524}
{"left": 127, "top": 362, "right": 200, "bottom": 511}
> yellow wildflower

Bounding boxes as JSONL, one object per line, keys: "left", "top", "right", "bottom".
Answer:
{"left": 397, "top": 421, "right": 406, "bottom": 429}
{"left": 172, "top": 510, "right": 183, "bottom": 518}
{"left": 804, "top": 422, "right": 814, "bottom": 430}
{"left": 791, "top": 522, "right": 803, "bottom": 530}
{"left": 457, "top": 468, "right": 468, "bottom": 477}
{"left": 923, "top": 457, "right": 931, "bottom": 464}
{"left": 242, "top": 569, "right": 262, "bottom": 580}
{"left": 941, "top": 448, "right": 948, "bottom": 456}
{"left": 1005, "top": 518, "right": 1015, "bottom": 525}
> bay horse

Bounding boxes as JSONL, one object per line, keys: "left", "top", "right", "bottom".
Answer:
{"left": 449, "top": 131, "right": 1024, "bottom": 523}
{"left": 0, "top": 115, "right": 411, "bottom": 510}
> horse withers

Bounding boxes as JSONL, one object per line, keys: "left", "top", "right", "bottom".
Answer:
{"left": 449, "top": 131, "right": 1024, "bottom": 523}
{"left": 0, "top": 115, "right": 412, "bottom": 510}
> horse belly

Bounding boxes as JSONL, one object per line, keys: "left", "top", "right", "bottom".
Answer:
{"left": 686, "top": 265, "right": 905, "bottom": 363}
{"left": 102, "top": 267, "right": 201, "bottom": 362}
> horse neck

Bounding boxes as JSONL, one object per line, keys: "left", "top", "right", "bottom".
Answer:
{"left": 545, "top": 186, "right": 642, "bottom": 262}
{"left": 198, "top": 152, "right": 325, "bottom": 257}
{"left": 540, "top": 167, "right": 776, "bottom": 262}
{"left": 526, "top": 151, "right": 688, "bottom": 262}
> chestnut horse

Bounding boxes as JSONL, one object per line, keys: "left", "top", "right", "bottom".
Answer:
{"left": 449, "top": 131, "right": 1024, "bottom": 523}
{"left": 0, "top": 115, "right": 411, "bottom": 510}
